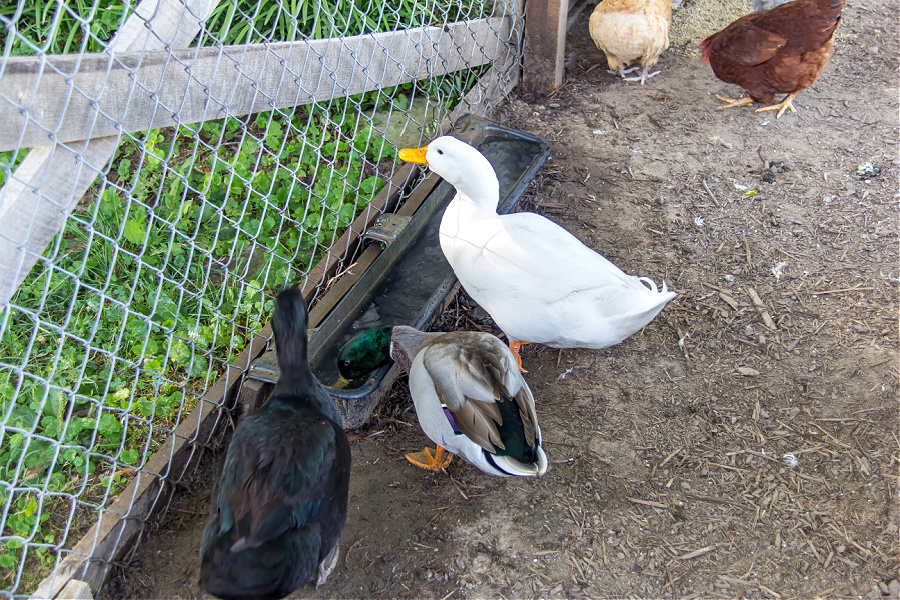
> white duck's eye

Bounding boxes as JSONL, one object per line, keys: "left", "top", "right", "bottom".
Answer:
{"left": 436, "top": 149, "right": 444, "bottom": 155}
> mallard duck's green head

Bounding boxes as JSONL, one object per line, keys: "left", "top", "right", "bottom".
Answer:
{"left": 338, "top": 326, "right": 393, "bottom": 380}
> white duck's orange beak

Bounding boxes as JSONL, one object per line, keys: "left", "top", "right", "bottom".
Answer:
{"left": 398, "top": 145, "right": 428, "bottom": 165}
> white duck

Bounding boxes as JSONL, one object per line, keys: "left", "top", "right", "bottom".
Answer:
{"left": 389, "top": 326, "right": 548, "bottom": 477}
{"left": 399, "top": 136, "right": 676, "bottom": 368}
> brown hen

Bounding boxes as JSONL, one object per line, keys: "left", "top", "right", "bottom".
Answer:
{"left": 701, "top": 0, "right": 846, "bottom": 118}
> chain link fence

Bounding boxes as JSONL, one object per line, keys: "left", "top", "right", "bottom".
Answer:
{"left": 0, "top": 0, "right": 522, "bottom": 594}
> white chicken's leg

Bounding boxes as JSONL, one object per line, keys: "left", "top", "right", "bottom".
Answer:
{"left": 610, "top": 65, "right": 640, "bottom": 78}
{"left": 624, "top": 66, "right": 661, "bottom": 84}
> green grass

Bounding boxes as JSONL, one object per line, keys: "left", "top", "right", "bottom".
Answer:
{"left": 0, "top": 0, "right": 495, "bottom": 593}
{"left": 0, "top": 0, "right": 131, "bottom": 56}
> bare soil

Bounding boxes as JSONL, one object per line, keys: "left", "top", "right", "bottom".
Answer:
{"left": 102, "top": 1, "right": 899, "bottom": 598}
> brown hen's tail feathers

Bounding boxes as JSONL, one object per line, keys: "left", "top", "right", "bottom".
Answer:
{"left": 699, "top": 36, "right": 713, "bottom": 64}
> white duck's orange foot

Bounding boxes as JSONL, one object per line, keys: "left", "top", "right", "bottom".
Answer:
{"left": 508, "top": 341, "right": 531, "bottom": 373}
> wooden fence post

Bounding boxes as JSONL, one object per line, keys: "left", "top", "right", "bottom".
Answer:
{"left": 522, "top": 0, "right": 570, "bottom": 92}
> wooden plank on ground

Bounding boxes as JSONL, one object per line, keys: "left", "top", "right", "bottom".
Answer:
{"left": 522, "top": 0, "right": 569, "bottom": 91}
{"left": 1, "top": 17, "right": 512, "bottom": 152}
{"left": 57, "top": 580, "right": 92, "bottom": 600}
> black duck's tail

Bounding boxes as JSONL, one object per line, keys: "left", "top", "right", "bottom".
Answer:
{"left": 200, "top": 515, "right": 321, "bottom": 600}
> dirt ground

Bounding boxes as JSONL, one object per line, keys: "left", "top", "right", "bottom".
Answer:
{"left": 101, "top": 1, "right": 899, "bottom": 598}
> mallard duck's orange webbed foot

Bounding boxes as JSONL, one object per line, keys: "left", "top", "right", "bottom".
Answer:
{"left": 508, "top": 341, "right": 531, "bottom": 373}
{"left": 715, "top": 95, "right": 754, "bottom": 110}
{"left": 755, "top": 92, "right": 798, "bottom": 118}
{"left": 406, "top": 445, "right": 453, "bottom": 472}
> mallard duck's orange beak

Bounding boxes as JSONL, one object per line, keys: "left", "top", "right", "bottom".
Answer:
{"left": 398, "top": 146, "right": 428, "bottom": 165}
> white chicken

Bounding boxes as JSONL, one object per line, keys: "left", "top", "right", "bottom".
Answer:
{"left": 588, "top": 0, "right": 673, "bottom": 84}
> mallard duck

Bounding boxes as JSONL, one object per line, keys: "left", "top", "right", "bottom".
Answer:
{"left": 341, "top": 326, "right": 548, "bottom": 476}
{"left": 399, "top": 136, "right": 676, "bottom": 368}
{"left": 200, "top": 288, "right": 351, "bottom": 600}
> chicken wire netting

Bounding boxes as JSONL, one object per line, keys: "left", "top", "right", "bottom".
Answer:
{"left": 0, "top": 0, "right": 521, "bottom": 594}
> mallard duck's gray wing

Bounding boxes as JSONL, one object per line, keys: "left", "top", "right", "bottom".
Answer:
{"left": 421, "top": 332, "right": 536, "bottom": 453}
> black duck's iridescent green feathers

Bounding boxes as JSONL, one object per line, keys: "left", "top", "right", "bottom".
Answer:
{"left": 337, "top": 326, "right": 393, "bottom": 380}
{"left": 200, "top": 288, "right": 351, "bottom": 600}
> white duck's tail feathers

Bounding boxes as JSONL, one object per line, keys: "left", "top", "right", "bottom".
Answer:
{"left": 631, "top": 278, "right": 676, "bottom": 320}
{"left": 589, "top": 277, "right": 675, "bottom": 347}
{"left": 488, "top": 447, "right": 549, "bottom": 477}
{"left": 612, "top": 276, "right": 675, "bottom": 316}
{"left": 636, "top": 276, "right": 676, "bottom": 297}
{"left": 638, "top": 276, "right": 659, "bottom": 293}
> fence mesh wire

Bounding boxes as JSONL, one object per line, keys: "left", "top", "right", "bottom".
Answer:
{"left": 0, "top": 0, "right": 520, "bottom": 594}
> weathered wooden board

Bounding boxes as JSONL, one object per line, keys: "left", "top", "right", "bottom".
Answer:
{"left": 2, "top": 17, "right": 512, "bottom": 152}
{"left": 109, "top": 0, "right": 219, "bottom": 52}
{"left": 0, "top": 140, "right": 112, "bottom": 306}
{"left": 522, "top": 0, "right": 569, "bottom": 91}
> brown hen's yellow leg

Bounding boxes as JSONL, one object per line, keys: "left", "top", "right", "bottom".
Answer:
{"left": 508, "top": 341, "right": 531, "bottom": 373}
{"left": 755, "top": 92, "right": 798, "bottom": 119}
{"left": 715, "top": 95, "right": 754, "bottom": 110}
{"left": 406, "top": 445, "right": 452, "bottom": 472}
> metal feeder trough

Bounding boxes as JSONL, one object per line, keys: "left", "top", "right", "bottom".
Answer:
{"left": 247, "top": 114, "right": 552, "bottom": 428}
